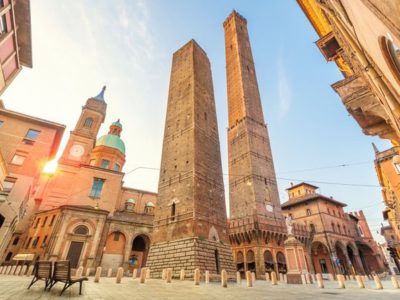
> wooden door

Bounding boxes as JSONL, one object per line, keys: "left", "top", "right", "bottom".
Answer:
{"left": 66, "top": 241, "right": 84, "bottom": 268}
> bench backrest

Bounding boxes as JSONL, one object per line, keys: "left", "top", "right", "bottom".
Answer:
{"left": 35, "top": 261, "right": 52, "bottom": 279}
{"left": 53, "top": 260, "right": 71, "bottom": 281}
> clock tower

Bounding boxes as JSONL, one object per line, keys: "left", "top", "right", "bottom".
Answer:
{"left": 60, "top": 86, "right": 107, "bottom": 165}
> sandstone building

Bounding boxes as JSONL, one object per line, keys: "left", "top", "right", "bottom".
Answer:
{"left": 282, "top": 182, "right": 385, "bottom": 276}
{"left": 1, "top": 88, "right": 156, "bottom": 273}
{"left": 224, "top": 11, "right": 310, "bottom": 278}
{"left": 146, "top": 40, "right": 235, "bottom": 278}
{"left": 297, "top": 0, "right": 400, "bottom": 261}
{"left": 0, "top": 100, "right": 65, "bottom": 264}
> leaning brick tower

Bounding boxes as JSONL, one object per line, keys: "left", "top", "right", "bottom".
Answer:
{"left": 146, "top": 40, "right": 235, "bottom": 278}
{"left": 224, "top": 10, "right": 288, "bottom": 277}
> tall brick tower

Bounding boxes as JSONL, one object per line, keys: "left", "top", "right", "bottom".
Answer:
{"left": 224, "top": 11, "right": 289, "bottom": 277}
{"left": 146, "top": 40, "right": 235, "bottom": 277}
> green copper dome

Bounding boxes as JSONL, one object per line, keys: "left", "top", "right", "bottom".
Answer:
{"left": 96, "top": 134, "right": 125, "bottom": 154}
{"left": 112, "top": 119, "right": 122, "bottom": 128}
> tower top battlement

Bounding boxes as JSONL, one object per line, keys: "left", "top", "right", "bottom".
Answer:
{"left": 223, "top": 10, "right": 247, "bottom": 27}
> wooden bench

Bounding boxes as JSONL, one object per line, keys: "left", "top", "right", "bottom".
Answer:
{"left": 27, "top": 261, "right": 52, "bottom": 290}
{"left": 47, "top": 260, "right": 88, "bottom": 296}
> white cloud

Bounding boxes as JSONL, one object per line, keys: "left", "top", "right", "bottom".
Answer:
{"left": 277, "top": 54, "right": 292, "bottom": 119}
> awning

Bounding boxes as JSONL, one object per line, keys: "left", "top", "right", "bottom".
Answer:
{"left": 13, "top": 253, "right": 35, "bottom": 261}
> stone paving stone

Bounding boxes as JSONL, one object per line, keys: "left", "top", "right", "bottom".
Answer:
{"left": 0, "top": 275, "right": 399, "bottom": 299}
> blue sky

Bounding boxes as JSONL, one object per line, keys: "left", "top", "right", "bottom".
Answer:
{"left": 3, "top": 0, "right": 391, "bottom": 240}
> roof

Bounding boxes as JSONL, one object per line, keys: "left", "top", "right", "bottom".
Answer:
{"left": 93, "top": 86, "right": 106, "bottom": 102}
{"left": 96, "top": 134, "right": 125, "bottom": 154}
{"left": 281, "top": 193, "right": 347, "bottom": 209}
{"left": 286, "top": 182, "right": 319, "bottom": 191}
{"left": 112, "top": 119, "right": 122, "bottom": 128}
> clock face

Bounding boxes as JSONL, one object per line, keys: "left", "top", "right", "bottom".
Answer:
{"left": 69, "top": 144, "right": 85, "bottom": 158}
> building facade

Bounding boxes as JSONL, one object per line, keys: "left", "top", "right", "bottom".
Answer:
{"left": 282, "top": 182, "right": 385, "bottom": 276}
{"left": 224, "top": 11, "right": 310, "bottom": 279}
{"left": 298, "top": 0, "right": 400, "bottom": 274}
{"left": 1, "top": 88, "right": 157, "bottom": 274}
{"left": 146, "top": 40, "right": 235, "bottom": 278}
{"left": 0, "top": 0, "right": 32, "bottom": 95}
{"left": 0, "top": 100, "right": 65, "bottom": 264}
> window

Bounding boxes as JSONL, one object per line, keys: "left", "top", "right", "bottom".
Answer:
{"left": 100, "top": 159, "right": 110, "bottom": 169}
{"left": 89, "top": 159, "right": 96, "bottom": 166}
{"left": 0, "top": 14, "right": 7, "bottom": 34}
{"left": 332, "top": 223, "right": 335, "bottom": 232}
{"left": 41, "top": 216, "right": 48, "bottom": 227}
{"left": 171, "top": 202, "right": 176, "bottom": 221}
{"left": 74, "top": 225, "right": 88, "bottom": 235}
{"left": 394, "top": 162, "right": 400, "bottom": 174}
{"left": 34, "top": 218, "right": 41, "bottom": 228}
{"left": 10, "top": 154, "right": 26, "bottom": 166}
{"left": 319, "top": 259, "right": 328, "bottom": 273}
{"left": 0, "top": 120, "right": 3, "bottom": 127}
{"left": 89, "top": 178, "right": 105, "bottom": 198}
{"left": 42, "top": 235, "right": 48, "bottom": 246}
{"left": 5, "top": 252, "right": 12, "bottom": 261}
{"left": 12, "top": 237, "right": 19, "bottom": 245}
{"left": 25, "top": 237, "right": 32, "bottom": 249}
{"left": 310, "top": 224, "right": 316, "bottom": 233}
{"left": 337, "top": 224, "right": 341, "bottom": 234}
{"left": 113, "top": 163, "right": 120, "bottom": 171}
{"left": 3, "top": 177, "right": 16, "bottom": 192}
{"left": 0, "top": 1, "right": 4, "bottom": 8}
{"left": 49, "top": 215, "right": 55, "bottom": 226}
{"left": 83, "top": 117, "right": 94, "bottom": 128}
{"left": 306, "top": 209, "right": 311, "bottom": 216}
{"left": 380, "top": 34, "right": 400, "bottom": 79}
{"left": 327, "top": 208, "right": 330, "bottom": 215}
{"left": 24, "top": 129, "right": 40, "bottom": 141}
{"left": 32, "top": 237, "right": 40, "bottom": 248}
{"left": 114, "top": 232, "right": 120, "bottom": 241}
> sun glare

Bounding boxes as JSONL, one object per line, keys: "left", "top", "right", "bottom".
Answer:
{"left": 43, "top": 159, "right": 58, "bottom": 174}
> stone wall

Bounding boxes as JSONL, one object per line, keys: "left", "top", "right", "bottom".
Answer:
{"left": 146, "top": 237, "right": 236, "bottom": 278}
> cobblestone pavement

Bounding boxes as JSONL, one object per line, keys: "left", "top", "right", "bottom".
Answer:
{"left": 0, "top": 275, "right": 399, "bottom": 300}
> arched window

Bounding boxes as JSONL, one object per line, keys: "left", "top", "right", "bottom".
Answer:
{"left": 337, "top": 223, "right": 341, "bottom": 234}
{"left": 310, "top": 223, "right": 316, "bottom": 233}
{"left": 306, "top": 209, "right": 311, "bottom": 216}
{"left": 74, "top": 225, "right": 89, "bottom": 235}
{"left": 83, "top": 117, "right": 94, "bottom": 128}
{"left": 332, "top": 223, "right": 335, "bottom": 232}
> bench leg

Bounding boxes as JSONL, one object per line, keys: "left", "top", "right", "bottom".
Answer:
{"left": 27, "top": 277, "right": 38, "bottom": 289}
{"left": 60, "top": 282, "right": 69, "bottom": 296}
{"left": 79, "top": 281, "right": 82, "bottom": 295}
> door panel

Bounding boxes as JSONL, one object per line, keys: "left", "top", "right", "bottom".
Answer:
{"left": 66, "top": 241, "right": 84, "bottom": 268}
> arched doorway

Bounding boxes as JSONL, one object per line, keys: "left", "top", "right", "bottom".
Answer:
{"left": 66, "top": 225, "right": 89, "bottom": 268}
{"left": 264, "top": 250, "right": 274, "bottom": 274}
{"left": 246, "top": 250, "right": 256, "bottom": 272}
{"left": 236, "top": 251, "right": 244, "bottom": 275}
{"left": 129, "top": 235, "right": 150, "bottom": 272}
{"left": 346, "top": 244, "right": 361, "bottom": 274}
{"left": 5, "top": 252, "right": 12, "bottom": 262}
{"left": 102, "top": 231, "right": 126, "bottom": 270}
{"left": 311, "top": 242, "right": 334, "bottom": 275}
{"left": 276, "top": 251, "right": 287, "bottom": 274}
{"left": 335, "top": 242, "right": 348, "bottom": 275}
{"left": 357, "top": 243, "right": 380, "bottom": 274}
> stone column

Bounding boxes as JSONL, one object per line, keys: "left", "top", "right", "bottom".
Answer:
{"left": 221, "top": 270, "right": 228, "bottom": 288}
{"left": 205, "top": 270, "right": 210, "bottom": 284}
{"left": 140, "top": 268, "right": 146, "bottom": 284}
{"left": 116, "top": 267, "right": 124, "bottom": 283}
{"left": 132, "top": 269, "right": 137, "bottom": 279}
{"left": 337, "top": 274, "right": 345, "bottom": 288}
{"left": 237, "top": 271, "right": 242, "bottom": 284}
{"left": 316, "top": 273, "right": 324, "bottom": 288}
{"left": 194, "top": 268, "right": 200, "bottom": 285}
{"left": 94, "top": 267, "right": 102, "bottom": 283}
{"left": 391, "top": 276, "right": 399, "bottom": 289}
{"left": 373, "top": 275, "right": 383, "bottom": 290}
{"left": 166, "top": 268, "right": 172, "bottom": 283}
{"left": 284, "top": 235, "right": 308, "bottom": 284}
{"left": 246, "top": 271, "right": 252, "bottom": 287}
{"left": 355, "top": 275, "right": 365, "bottom": 288}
